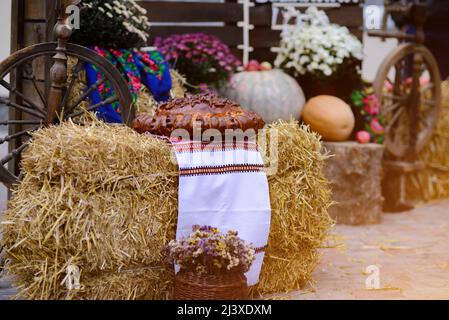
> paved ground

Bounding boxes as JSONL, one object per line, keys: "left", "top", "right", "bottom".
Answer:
{"left": 0, "top": 278, "right": 16, "bottom": 300}
{"left": 275, "top": 199, "right": 449, "bottom": 300}
{"left": 1, "top": 199, "right": 448, "bottom": 300}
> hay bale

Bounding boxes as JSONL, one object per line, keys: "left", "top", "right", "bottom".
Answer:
{"left": 254, "top": 121, "right": 334, "bottom": 295}
{"left": 2, "top": 121, "right": 178, "bottom": 299}
{"left": 1, "top": 120, "right": 332, "bottom": 299}
{"left": 169, "top": 69, "right": 187, "bottom": 99}
{"left": 405, "top": 81, "right": 449, "bottom": 201}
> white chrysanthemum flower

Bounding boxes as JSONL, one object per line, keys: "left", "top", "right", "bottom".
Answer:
{"left": 275, "top": 6, "right": 363, "bottom": 77}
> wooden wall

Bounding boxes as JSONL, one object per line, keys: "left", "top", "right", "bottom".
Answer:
{"left": 10, "top": 0, "right": 363, "bottom": 70}
{"left": 11, "top": 0, "right": 57, "bottom": 52}
{"left": 140, "top": 0, "right": 364, "bottom": 63}
{"left": 9, "top": 0, "right": 56, "bottom": 176}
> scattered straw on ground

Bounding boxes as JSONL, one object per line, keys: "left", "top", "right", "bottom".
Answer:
{"left": 1, "top": 119, "right": 332, "bottom": 299}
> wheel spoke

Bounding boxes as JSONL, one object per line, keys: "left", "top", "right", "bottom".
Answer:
{"left": 0, "top": 97, "right": 45, "bottom": 119}
{"left": 385, "top": 76, "right": 394, "bottom": 89}
{"left": 67, "top": 95, "right": 119, "bottom": 119}
{"left": 30, "top": 75, "right": 47, "bottom": 107}
{"left": 0, "top": 79, "right": 46, "bottom": 114}
{"left": 22, "top": 61, "right": 47, "bottom": 107}
{"left": 382, "top": 101, "right": 401, "bottom": 114}
{"left": 385, "top": 107, "right": 405, "bottom": 133}
{"left": 65, "top": 77, "right": 107, "bottom": 114}
{"left": 393, "top": 64, "right": 402, "bottom": 94}
{"left": 382, "top": 92, "right": 406, "bottom": 103}
{"left": 1, "top": 143, "right": 28, "bottom": 165}
{"left": 0, "top": 127, "right": 36, "bottom": 144}
{"left": 0, "top": 120, "right": 43, "bottom": 126}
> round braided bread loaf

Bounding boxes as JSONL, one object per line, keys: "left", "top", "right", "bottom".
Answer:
{"left": 133, "top": 93, "right": 265, "bottom": 137}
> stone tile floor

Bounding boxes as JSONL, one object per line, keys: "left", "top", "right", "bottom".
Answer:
{"left": 0, "top": 278, "right": 16, "bottom": 300}
{"left": 276, "top": 199, "right": 449, "bottom": 300}
{"left": 1, "top": 199, "right": 449, "bottom": 300}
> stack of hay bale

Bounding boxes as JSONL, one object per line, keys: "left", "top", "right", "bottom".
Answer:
{"left": 407, "top": 81, "right": 449, "bottom": 201}
{"left": 2, "top": 122, "right": 179, "bottom": 299}
{"left": 1, "top": 120, "right": 333, "bottom": 299}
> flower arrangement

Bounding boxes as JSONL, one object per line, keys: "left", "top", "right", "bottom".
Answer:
{"left": 154, "top": 33, "right": 241, "bottom": 92}
{"left": 165, "top": 225, "right": 255, "bottom": 275}
{"left": 71, "top": 0, "right": 151, "bottom": 49}
{"left": 274, "top": 7, "right": 362, "bottom": 99}
{"left": 275, "top": 7, "right": 363, "bottom": 79}
{"left": 351, "top": 87, "right": 385, "bottom": 144}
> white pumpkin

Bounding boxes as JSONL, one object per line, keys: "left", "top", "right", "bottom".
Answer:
{"left": 223, "top": 69, "right": 306, "bottom": 123}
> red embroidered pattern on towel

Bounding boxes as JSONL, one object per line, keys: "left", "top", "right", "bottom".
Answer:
{"left": 172, "top": 141, "right": 258, "bottom": 154}
{"left": 179, "top": 164, "right": 265, "bottom": 176}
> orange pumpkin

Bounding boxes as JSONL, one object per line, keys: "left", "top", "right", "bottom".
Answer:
{"left": 303, "top": 95, "right": 355, "bottom": 141}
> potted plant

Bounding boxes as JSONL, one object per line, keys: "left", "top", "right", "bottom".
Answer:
{"left": 351, "top": 86, "right": 385, "bottom": 144}
{"left": 71, "top": 0, "right": 151, "bottom": 49}
{"left": 166, "top": 225, "right": 255, "bottom": 300}
{"left": 154, "top": 33, "right": 241, "bottom": 93}
{"left": 274, "top": 7, "right": 363, "bottom": 100}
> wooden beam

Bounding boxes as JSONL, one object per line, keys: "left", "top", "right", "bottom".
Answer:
{"left": 142, "top": 1, "right": 243, "bottom": 23}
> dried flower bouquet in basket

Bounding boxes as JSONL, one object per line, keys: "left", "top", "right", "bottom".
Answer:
{"left": 166, "top": 225, "right": 256, "bottom": 300}
{"left": 166, "top": 225, "right": 255, "bottom": 276}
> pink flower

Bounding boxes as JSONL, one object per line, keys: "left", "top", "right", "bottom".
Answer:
{"left": 363, "top": 94, "right": 380, "bottom": 116}
{"left": 370, "top": 118, "right": 384, "bottom": 135}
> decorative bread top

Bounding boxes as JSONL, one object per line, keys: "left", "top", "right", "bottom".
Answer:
{"left": 133, "top": 94, "right": 265, "bottom": 137}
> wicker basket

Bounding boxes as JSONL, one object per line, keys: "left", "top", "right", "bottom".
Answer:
{"left": 174, "top": 270, "right": 248, "bottom": 300}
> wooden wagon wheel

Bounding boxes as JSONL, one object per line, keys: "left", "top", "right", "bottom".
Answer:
{"left": 0, "top": 42, "right": 135, "bottom": 188}
{"left": 373, "top": 43, "right": 441, "bottom": 159}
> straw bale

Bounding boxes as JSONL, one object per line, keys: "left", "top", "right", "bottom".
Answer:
{"left": 1, "top": 120, "right": 332, "bottom": 299}
{"left": 254, "top": 121, "right": 334, "bottom": 295}
{"left": 405, "top": 81, "right": 449, "bottom": 201}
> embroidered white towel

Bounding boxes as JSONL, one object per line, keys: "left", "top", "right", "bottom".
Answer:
{"left": 171, "top": 140, "right": 271, "bottom": 286}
